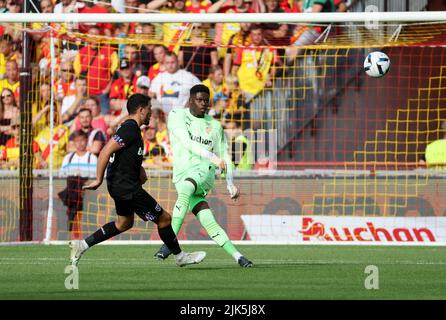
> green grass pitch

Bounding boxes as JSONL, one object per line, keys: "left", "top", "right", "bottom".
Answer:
{"left": 0, "top": 244, "right": 445, "bottom": 299}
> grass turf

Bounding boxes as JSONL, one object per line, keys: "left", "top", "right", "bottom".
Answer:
{"left": 0, "top": 244, "right": 445, "bottom": 299}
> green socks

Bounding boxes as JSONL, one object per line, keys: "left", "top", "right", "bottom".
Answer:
{"left": 197, "top": 208, "right": 239, "bottom": 258}
{"left": 172, "top": 180, "right": 196, "bottom": 234}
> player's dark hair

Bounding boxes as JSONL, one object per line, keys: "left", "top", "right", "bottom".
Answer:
{"left": 154, "top": 44, "right": 168, "bottom": 52}
{"left": 78, "top": 107, "right": 92, "bottom": 115}
{"left": 127, "top": 94, "right": 151, "bottom": 115}
{"left": 86, "top": 96, "right": 100, "bottom": 106}
{"left": 225, "top": 113, "right": 243, "bottom": 128}
{"left": 250, "top": 23, "right": 263, "bottom": 31}
{"left": 71, "top": 130, "right": 89, "bottom": 140}
{"left": 77, "top": 75, "right": 87, "bottom": 82}
{"left": 165, "top": 51, "right": 178, "bottom": 60}
{"left": 150, "top": 145, "right": 166, "bottom": 157}
{"left": 152, "top": 108, "right": 166, "bottom": 123}
{"left": 89, "top": 24, "right": 100, "bottom": 31}
{"left": 209, "top": 65, "right": 222, "bottom": 76}
{"left": 190, "top": 84, "right": 210, "bottom": 96}
{"left": 1, "top": 34, "right": 12, "bottom": 43}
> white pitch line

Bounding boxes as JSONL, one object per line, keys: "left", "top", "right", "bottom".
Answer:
{"left": 0, "top": 258, "right": 445, "bottom": 266}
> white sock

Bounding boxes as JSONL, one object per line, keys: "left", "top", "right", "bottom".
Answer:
{"left": 174, "top": 251, "right": 185, "bottom": 260}
{"left": 81, "top": 240, "right": 89, "bottom": 250}
{"left": 232, "top": 251, "right": 242, "bottom": 262}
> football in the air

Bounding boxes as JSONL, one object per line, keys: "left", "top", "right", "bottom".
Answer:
{"left": 363, "top": 51, "right": 390, "bottom": 77}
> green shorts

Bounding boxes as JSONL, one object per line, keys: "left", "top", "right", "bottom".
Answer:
{"left": 176, "top": 165, "right": 215, "bottom": 211}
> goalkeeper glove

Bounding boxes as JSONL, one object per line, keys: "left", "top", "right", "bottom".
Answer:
{"left": 227, "top": 183, "right": 240, "bottom": 200}
{"left": 211, "top": 155, "right": 226, "bottom": 173}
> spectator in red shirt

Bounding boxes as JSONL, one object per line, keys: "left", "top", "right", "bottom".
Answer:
{"left": 78, "top": 1, "right": 114, "bottom": 37}
{"left": 73, "top": 26, "right": 119, "bottom": 115}
{"left": 72, "top": 96, "right": 109, "bottom": 137}
{"left": 109, "top": 58, "right": 135, "bottom": 116}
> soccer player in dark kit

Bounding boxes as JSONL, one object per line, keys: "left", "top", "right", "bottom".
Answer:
{"left": 69, "top": 94, "right": 206, "bottom": 267}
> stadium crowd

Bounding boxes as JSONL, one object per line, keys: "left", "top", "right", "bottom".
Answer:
{"left": 0, "top": 0, "right": 348, "bottom": 171}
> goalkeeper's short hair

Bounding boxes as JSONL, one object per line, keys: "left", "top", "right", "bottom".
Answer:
{"left": 190, "top": 84, "right": 210, "bottom": 96}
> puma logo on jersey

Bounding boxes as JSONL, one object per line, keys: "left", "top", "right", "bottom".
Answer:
{"left": 137, "top": 147, "right": 144, "bottom": 155}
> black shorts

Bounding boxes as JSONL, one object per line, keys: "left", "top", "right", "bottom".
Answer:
{"left": 112, "top": 188, "right": 164, "bottom": 222}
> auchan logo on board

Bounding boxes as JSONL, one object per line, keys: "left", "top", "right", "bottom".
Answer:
{"left": 299, "top": 217, "right": 436, "bottom": 242}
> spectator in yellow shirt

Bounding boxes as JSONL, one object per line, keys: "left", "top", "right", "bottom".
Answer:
{"left": 202, "top": 65, "right": 225, "bottom": 105}
{"left": 0, "top": 34, "right": 16, "bottom": 80}
{"left": 143, "top": 0, "right": 191, "bottom": 52}
{"left": 0, "top": 88, "right": 19, "bottom": 126}
{"left": 33, "top": 109, "right": 69, "bottom": 170}
{"left": 420, "top": 121, "right": 446, "bottom": 170}
{"left": 233, "top": 25, "right": 278, "bottom": 99}
{"left": 32, "top": 83, "right": 54, "bottom": 134}
{"left": 0, "top": 60, "right": 20, "bottom": 101}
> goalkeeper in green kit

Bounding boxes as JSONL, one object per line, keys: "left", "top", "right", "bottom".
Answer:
{"left": 153, "top": 84, "right": 253, "bottom": 268}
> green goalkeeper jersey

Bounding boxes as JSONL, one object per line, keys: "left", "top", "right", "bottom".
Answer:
{"left": 168, "top": 108, "right": 233, "bottom": 184}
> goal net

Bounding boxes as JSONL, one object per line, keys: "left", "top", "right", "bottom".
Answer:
{"left": 1, "top": 11, "right": 446, "bottom": 245}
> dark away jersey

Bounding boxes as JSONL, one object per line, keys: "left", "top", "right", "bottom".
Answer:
{"left": 106, "top": 119, "right": 144, "bottom": 199}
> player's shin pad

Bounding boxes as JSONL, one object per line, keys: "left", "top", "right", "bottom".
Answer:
{"left": 197, "top": 209, "right": 229, "bottom": 247}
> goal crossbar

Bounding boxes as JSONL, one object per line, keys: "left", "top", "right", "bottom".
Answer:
{"left": 0, "top": 12, "right": 445, "bottom": 24}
